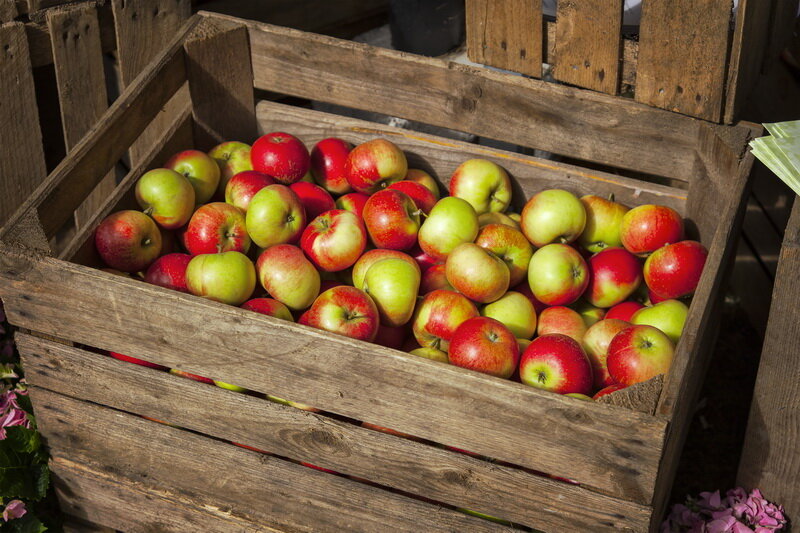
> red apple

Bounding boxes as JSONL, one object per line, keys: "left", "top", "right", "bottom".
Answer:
{"left": 620, "top": 205, "right": 684, "bottom": 256}
{"left": 184, "top": 202, "right": 250, "bottom": 255}
{"left": 607, "top": 325, "right": 675, "bottom": 385}
{"left": 527, "top": 243, "right": 589, "bottom": 306}
{"left": 109, "top": 351, "right": 168, "bottom": 371}
{"left": 301, "top": 209, "right": 367, "bottom": 272}
{"left": 405, "top": 168, "right": 440, "bottom": 197}
{"left": 449, "top": 317, "right": 519, "bottom": 378}
{"left": 186, "top": 251, "right": 256, "bottom": 306}
{"left": 345, "top": 138, "right": 408, "bottom": 194}
{"left": 240, "top": 298, "right": 294, "bottom": 321}
{"left": 582, "top": 318, "right": 629, "bottom": 389}
{"left": 420, "top": 263, "right": 453, "bottom": 294}
{"left": 250, "top": 132, "right": 310, "bottom": 184}
{"left": 165, "top": 149, "right": 221, "bottom": 204}
{"left": 643, "top": 240, "right": 707, "bottom": 299}
{"left": 302, "top": 286, "right": 379, "bottom": 342}
{"left": 362, "top": 189, "right": 420, "bottom": 250}
{"left": 135, "top": 168, "right": 195, "bottom": 229}
{"left": 511, "top": 281, "right": 548, "bottom": 314}
{"left": 593, "top": 383, "right": 626, "bottom": 399}
{"left": 411, "top": 289, "right": 479, "bottom": 352}
{"left": 409, "top": 245, "right": 440, "bottom": 272}
{"left": 246, "top": 184, "right": 307, "bottom": 248}
{"left": 310, "top": 137, "right": 353, "bottom": 194}
{"left": 320, "top": 279, "right": 344, "bottom": 292}
{"left": 649, "top": 289, "right": 668, "bottom": 304}
{"left": 289, "top": 181, "right": 336, "bottom": 221}
{"left": 225, "top": 170, "right": 275, "bottom": 212}
{"left": 537, "top": 306, "right": 587, "bottom": 343}
{"left": 474, "top": 223, "right": 533, "bottom": 287}
{"left": 95, "top": 210, "right": 162, "bottom": 272}
{"left": 335, "top": 192, "right": 369, "bottom": 218}
{"left": 387, "top": 180, "right": 437, "bottom": 214}
{"left": 585, "top": 247, "right": 642, "bottom": 308}
{"left": 605, "top": 301, "right": 645, "bottom": 321}
{"left": 145, "top": 253, "right": 192, "bottom": 293}
{"left": 256, "top": 244, "right": 320, "bottom": 310}
{"left": 170, "top": 368, "right": 215, "bottom": 385}
{"left": 445, "top": 243, "right": 510, "bottom": 303}
{"left": 519, "top": 334, "right": 593, "bottom": 395}
{"left": 449, "top": 159, "right": 512, "bottom": 215}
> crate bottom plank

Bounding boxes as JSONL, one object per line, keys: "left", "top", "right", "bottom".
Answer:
{"left": 31, "top": 387, "right": 510, "bottom": 533}
{"left": 17, "top": 332, "right": 653, "bottom": 532}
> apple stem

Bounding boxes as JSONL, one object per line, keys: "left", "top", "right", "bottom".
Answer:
{"left": 142, "top": 206, "right": 153, "bottom": 216}
{"left": 608, "top": 193, "right": 615, "bottom": 203}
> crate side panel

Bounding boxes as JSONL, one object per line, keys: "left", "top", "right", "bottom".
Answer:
{"left": 18, "top": 333, "right": 654, "bottom": 532}
{"left": 0, "top": 251, "right": 667, "bottom": 504}
{"left": 32, "top": 388, "right": 511, "bottom": 533}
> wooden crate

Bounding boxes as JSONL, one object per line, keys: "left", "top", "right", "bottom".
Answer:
{"left": 0, "top": 11, "right": 760, "bottom": 532}
{"left": 465, "top": 0, "right": 798, "bottom": 123}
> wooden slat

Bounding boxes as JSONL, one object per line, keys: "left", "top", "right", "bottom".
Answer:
{"left": 0, "top": 0, "right": 17, "bottom": 22}
{"left": 111, "top": 0, "right": 191, "bottom": 164}
{"left": 724, "top": 0, "right": 773, "bottom": 123}
{"left": 635, "top": 0, "right": 732, "bottom": 122}
{"left": 256, "top": 100, "right": 689, "bottom": 213}
{"left": 0, "top": 251, "right": 667, "bottom": 504}
{"left": 465, "top": 0, "right": 543, "bottom": 78}
{"left": 228, "top": 14, "right": 705, "bottom": 181}
{"left": 738, "top": 199, "right": 800, "bottom": 521}
{"left": 0, "top": 16, "right": 198, "bottom": 242}
{"left": 742, "top": 195, "right": 782, "bottom": 277}
{"left": 553, "top": 0, "right": 623, "bottom": 95}
{"left": 184, "top": 15, "right": 256, "bottom": 151}
{"left": 32, "top": 388, "right": 510, "bottom": 533}
{"left": 46, "top": 3, "right": 116, "bottom": 231}
{"left": 0, "top": 22, "right": 47, "bottom": 229}
{"left": 730, "top": 236, "right": 773, "bottom": 337}
{"left": 18, "top": 334, "right": 653, "bottom": 531}
{"left": 52, "top": 458, "right": 288, "bottom": 532}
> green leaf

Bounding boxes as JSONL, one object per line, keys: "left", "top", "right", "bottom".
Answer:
{"left": 15, "top": 395, "right": 33, "bottom": 419}
{"left": 10, "top": 512, "right": 48, "bottom": 533}
{"left": 32, "top": 464, "right": 49, "bottom": 500}
{"left": 4, "top": 427, "right": 40, "bottom": 454}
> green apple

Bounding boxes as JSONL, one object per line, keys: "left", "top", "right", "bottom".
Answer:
{"left": 418, "top": 197, "right": 479, "bottom": 261}
{"left": 214, "top": 381, "right": 248, "bottom": 392}
{"left": 165, "top": 149, "right": 221, "bottom": 204}
{"left": 570, "top": 299, "right": 606, "bottom": 327}
{"left": 527, "top": 243, "right": 589, "bottom": 306}
{"left": 517, "top": 337, "right": 531, "bottom": 353}
{"left": 565, "top": 393, "right": 593, "bottom": 401}
{"left": 577, "top": 195, "right": 629, "bottom": 252}
{"left": 185, "top": 251, "right": 256, "bottom": 306}
{"left": 362, "top": 257, "right": 421, "bottom": 327}
{"left": 135, "top": 168, "right": 195, "bottom": 230}
{"left": 631, "top": 299, "right": 688, "bottom": 344}
{"left": 208, "top": 141, "right": 252, "bottom": 198}
{"left": 246, "top": 184, "right": 306, "bottom": 248}
{"left": 448, "top": 159, "right": 512, "bottom": 214}
{"left": 409, "top": 347, "right": 449, "bottom": 363}
{"left": 478, "top": 212, "right": 520, "bottom": 229}
{"left": 521, "top": 189, "right": 586, "bottom": 247}
{"left": 481, "top": 291, "right": 537, "bottom": 339}
{"left": 445, "top": 243, "right": 509, "bottom": 304}
{"left": 256, "top": 244, "right": 320, "bottom": 311}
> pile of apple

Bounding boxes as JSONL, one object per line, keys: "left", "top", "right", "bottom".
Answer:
{"left": 94, "top": 131, "right": 707, "bottom": 400}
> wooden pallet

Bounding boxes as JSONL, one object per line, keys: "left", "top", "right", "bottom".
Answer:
{"left": 465, "top": 0, "right": 798, "bottom": 123}
{"left": 0, "top": 11, "right": 760, "bottom": 531}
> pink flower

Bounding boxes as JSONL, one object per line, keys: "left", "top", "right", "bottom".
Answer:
{"left": 2, "top": 500, "right": 26, "bottom": 521}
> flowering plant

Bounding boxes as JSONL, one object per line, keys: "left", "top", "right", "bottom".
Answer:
{"left": 662, "top": 487, "right": 788, "bottom": 533}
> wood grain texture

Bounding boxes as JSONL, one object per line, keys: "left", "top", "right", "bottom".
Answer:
{"left": 0, "top": 249, "right": 667, "bottom": 504}
{"left": 738, "top": 199, "right": 800, "bottom": 520}
{"left": 0, "top": 22, "right": 47, "bottom": 229}
{"left": 635, "top": 0, "right": 732, "bottom": 122}
{"left": 230, "top": 15, "right": 704, "bottom": 181}
{"left": 0, "top": 16, "right": 197, "bottom": 242}
{"left": 553, "top": 0, "right": 623, "bottom": 94}
{"left": 46, "top": 3, "right": 116, "bottom": 231}
{"left": 111, "top": 0, "right": 191, "bottom": 164}
{"left": 0, "top": 0, "right": 17, "bottom": 22}
{"left": 18, "top": 333, "right": 653, "bottom": 531}
{"left": 32, "top": 388, "right": 511, "bottom": 533}
{"left": 466, "top": 0, "right": 543, "bottom": 78}
{"left": 185, "top": 15, "right": 256, "bottom": 150}
{"left": 256, "top": 100, "right": 689, "bottom": 213}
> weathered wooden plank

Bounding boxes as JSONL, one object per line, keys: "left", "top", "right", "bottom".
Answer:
{"left": 738, "top": 199, "right": 800, "bottom": 521}
{"left": 0, "top": 16, "right": 198, "bottom": 242}
{"left": 465, "top": 0, "right": 543, "bottom": 78}
{"left": 18, "top": 334, "right": 653, "bottom": 531}
{"left": 185, "top": 15, "right": 256, "bottom": 151}
{"left": 229, "top": 15, "right": 704, "bottom": 181}
{"left": 46, "top": 3, "right": 116, "bottom": 231}
{"left": 553, "top": 0, "right": 623, "bottom": 95}
{"left": 0, "top": 0, "right": 17, "bottom": 22}
{"left": 730, "top": 235, "right": 773, "bottom": 337}
{"left": 0, "top": 22, "right": 47, "bottom": 229}
{"left": 0, "top": 250, "right": 667, "bottom": 504}
{"left": 33, "top": 388, "right": 511, "bottom": 533}
{"left": 52, "top": 458, "right": 284, "bottom": 532}
{"left": 724, "top": 0, "right": 773, "bottom": 123}
{"left": 636, "top": 0, "right": 732, "bottom": 122}
{"left": 111, "top": 0, "right": 191, "bottom": 164}
{"left": 742, "top": 195, "right": 782, "bottom": 277}
{"left": 256, "top": 100, "right": 689, "bottom": 213}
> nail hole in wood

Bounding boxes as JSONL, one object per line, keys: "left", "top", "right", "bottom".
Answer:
{"left": 598, "top": 69, "right": 605, "bottom": 82}
{"left": 676, "top": 85, "right": 683, "bottom": 94}
{"left": 695, "top": 94, "right": 702, "bottom": 103}
{"left": 500, "top": 40, "right": 507, "bottom": 50}
{"left": 584, "top": 60, "right": 590, "bottom": 68}
{"left": 153, "top": 7, "right": 159, "bottom": 16}
{"left": 519, "top": 48, "right": 526, "bottom": 58}
{"left": 658, "top": 88, "right": 665, "bottom": 95}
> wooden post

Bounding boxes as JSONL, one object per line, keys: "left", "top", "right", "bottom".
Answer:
{"left": 738, "top": 198, "right": 800, "bottom": 520}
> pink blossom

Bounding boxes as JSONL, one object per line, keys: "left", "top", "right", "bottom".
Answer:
{"left": 662, "top": 487, "right": 787, "bottom": 532}
{"left": 2, "top": 500, "right": 26, "bottom": 521}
